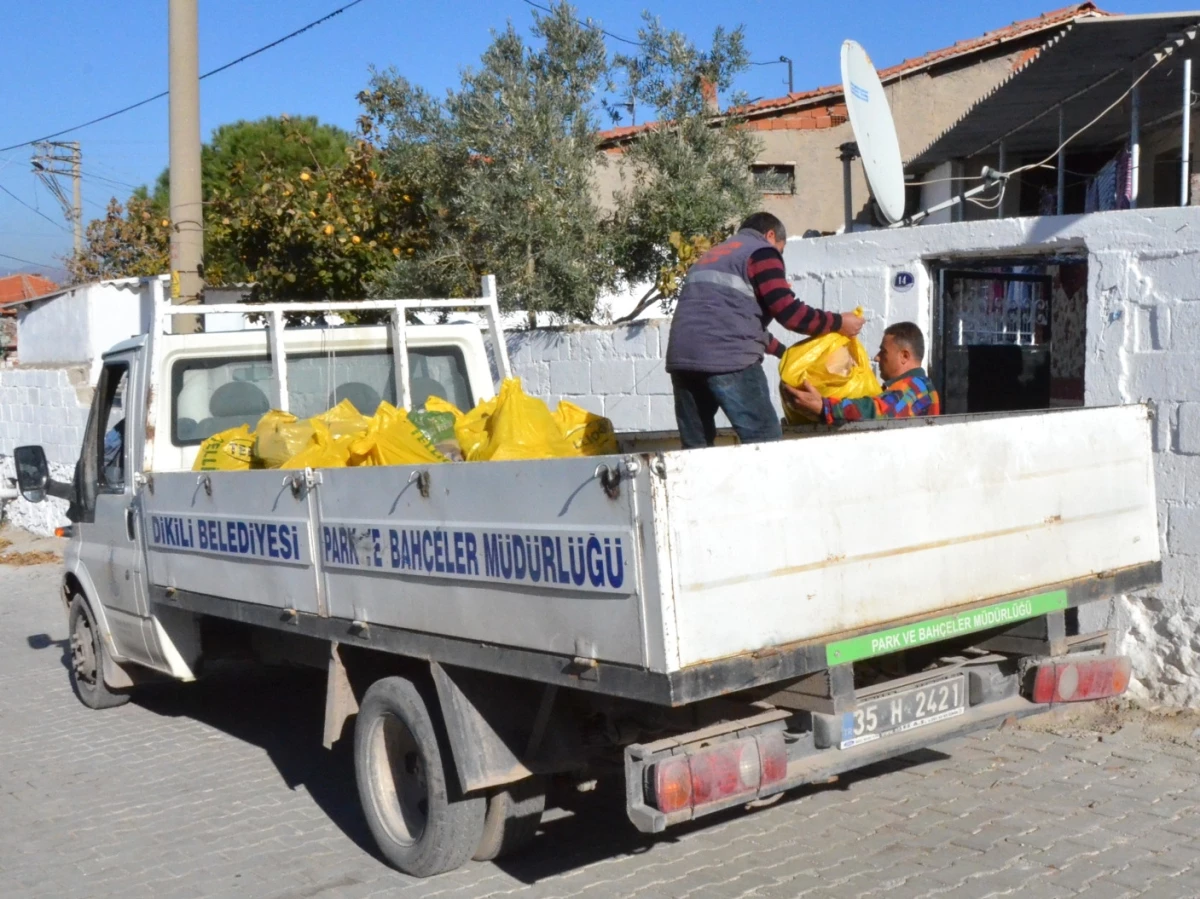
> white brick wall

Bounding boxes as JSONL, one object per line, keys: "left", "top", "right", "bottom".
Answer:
{"left": 0, "top": 367, "right": 91, "bottom": 466}
{"left": 507, "top": 319, "right": 793, "bottom": 432}
{"left": 0, "top": 367, "right": 90, "bottom": 535}
{"left": 506, "top": 321, "right": 674, "bottom": 432}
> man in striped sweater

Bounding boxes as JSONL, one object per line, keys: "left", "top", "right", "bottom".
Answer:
{"left": 665, "top": 212, "right": 864, "bottom": 448}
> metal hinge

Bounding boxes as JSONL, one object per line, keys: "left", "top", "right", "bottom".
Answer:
{"left": 285, "top": 468, "right": 322, "bottom": 498}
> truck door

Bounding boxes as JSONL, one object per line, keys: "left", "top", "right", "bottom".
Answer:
{"left": 76, "top": 355, "right": 163, "bottom": 670}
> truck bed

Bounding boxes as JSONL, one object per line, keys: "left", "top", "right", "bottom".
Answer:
{"left": 141, "top": 404, "right": 1160, "bottom": 703}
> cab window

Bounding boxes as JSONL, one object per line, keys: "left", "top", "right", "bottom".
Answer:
{"left": 170, "top": 347, "right": 473, "bottom": 445}
{"left": 97, "top": 364, "right": 129, "bottom": 492}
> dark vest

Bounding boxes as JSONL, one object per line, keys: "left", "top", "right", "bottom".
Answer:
{"left": 665, "top": 228, "right": 775, "bottom": 374}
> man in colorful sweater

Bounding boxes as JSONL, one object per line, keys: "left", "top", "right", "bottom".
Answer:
{"left": 783, "top": 322, "right": 941, "bottom": 422}
{"left": 666, "top": 212, "right": 864, "bottom": 448}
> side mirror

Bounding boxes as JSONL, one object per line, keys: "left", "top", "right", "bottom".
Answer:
{"left": 14, "top": 445, "right": 50, "bottom": 503}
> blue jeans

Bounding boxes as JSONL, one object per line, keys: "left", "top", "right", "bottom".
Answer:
{"left": 671, "top": 365, "right": 783, "bottom": 449}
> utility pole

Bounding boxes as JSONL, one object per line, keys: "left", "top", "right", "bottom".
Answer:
{"left": 31, "top": 141, "right": 83, "bottom": 256}
{"left": 169, "top": 0, "right": 203, "bottom": 332}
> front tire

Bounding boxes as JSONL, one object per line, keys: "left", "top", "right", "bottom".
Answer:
{"left": 354, "top": 676, "right": 485, "bottom": 877}
{"left": 67, "top": 595, "right": 131, "bottom": 710}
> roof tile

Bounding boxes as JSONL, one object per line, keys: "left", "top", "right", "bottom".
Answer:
{"left": 0, "top": 274, "right": 59, "bottom": 307}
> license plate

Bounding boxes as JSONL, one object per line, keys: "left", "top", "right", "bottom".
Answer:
{"left": 840, "top": 674, "right": 966, "bottom": 749}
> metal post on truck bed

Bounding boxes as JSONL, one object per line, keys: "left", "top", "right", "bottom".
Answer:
{"left": 482, "top": 275, "right": 512, "bottom": 381}
{"left": 267, "top": 309, "right": 290, "bottom": 413}
{"left": 141, "top": 274, "right": 172, "bottom": 477}
{"left": 389, "top": 306, "right": 412, "bottom": 411}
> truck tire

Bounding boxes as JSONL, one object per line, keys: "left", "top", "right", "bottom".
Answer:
{"left": 473, "top": 775, "right": 546, "bottom": 861}
{"left": 68, "top": 595, "right": 131, "bottom": 710}
{"left": 354, "top": 676, "right": 485, "bottom": 877}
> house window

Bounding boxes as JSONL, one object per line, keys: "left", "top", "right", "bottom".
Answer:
{"left": 752, "top": 164, "right": 795, "bottom": 195}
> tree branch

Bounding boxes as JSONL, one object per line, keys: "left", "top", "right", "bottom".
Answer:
{"left": 613, "top": 284, "right": 663, "bottom": 323}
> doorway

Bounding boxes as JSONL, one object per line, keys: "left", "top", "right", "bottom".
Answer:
{"left": 932, "top": 256, "right": 1088, "bottom": 415}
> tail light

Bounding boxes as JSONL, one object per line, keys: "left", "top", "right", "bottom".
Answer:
{"left": 1031, "top": 656, "right": 1132, "bottom": 704}
{"left": 651, "top": 732, "right": 787, "bottom": 814}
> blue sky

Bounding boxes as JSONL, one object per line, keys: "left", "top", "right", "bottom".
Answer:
{"left": 2, "top": 0, "right": 1196, "bottom": 279}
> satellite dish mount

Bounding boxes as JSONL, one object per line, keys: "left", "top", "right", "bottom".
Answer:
{"left": 838, "top": 141, "right": 860, "bottom": 231}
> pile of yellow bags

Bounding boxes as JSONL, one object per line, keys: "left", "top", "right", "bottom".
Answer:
{"left": 193, "top": 378, "right": 618, "bottom": 472}
{"left": 778, "top": 307, "right": 882, "bottom": 424}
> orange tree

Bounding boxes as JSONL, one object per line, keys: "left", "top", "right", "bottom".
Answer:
{"left": 207, "top": 130, "right": 428, "bottom": 309}
{"left": 67, "top": 195, "right": 171, "bottom": 283}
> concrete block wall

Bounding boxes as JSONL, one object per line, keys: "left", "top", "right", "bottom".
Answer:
{"left": 506, "top": 320, "right": 677, "bottom": 432}
{"left": 0, "top": 367, "right": 90, "bottom": 535}
{"left": 505, "top": 319, "right": 795, "bottom": 432}
{"left": 0, "top": 367, "right": 91, "bottom": 465}
{"left": 1082, "top": 248, "right": 1200, "bottom": 706}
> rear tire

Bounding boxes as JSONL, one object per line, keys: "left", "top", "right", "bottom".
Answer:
{"left": 68, "top": 596, "right": 131, "bottom": 710}
{"left": 354, "top": 676, "right": 485, "bottom": 877}
{"left": 474, "top": 775, "right": 546, "bottom": 861}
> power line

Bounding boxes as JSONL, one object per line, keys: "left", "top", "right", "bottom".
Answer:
{"left": 519, "top": 0, "right": 641, "bottom": 46}
{"left": 0, "top": 250, "right": 55, "bottom": 269}
{"left": 0, "top": 182, "right": 71, "bottom": 233}
{"left": 522, "top": 0, "right": 791, "bottom": 77}
{"left": 0, "top": 0, "right": 368, "bottom": 154}
{"left": 80, "top": 171, "right": 139, "bottom": 192}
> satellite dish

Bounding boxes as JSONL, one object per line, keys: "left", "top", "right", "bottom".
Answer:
{"left": 841, "top": 40, "right": 906, "bottom": 225}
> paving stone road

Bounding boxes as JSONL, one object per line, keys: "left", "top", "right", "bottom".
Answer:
{"left": 3, "top": 553, "right": 1200, "bottom": 899}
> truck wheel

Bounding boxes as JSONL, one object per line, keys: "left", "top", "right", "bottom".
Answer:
{"left": 68, "top": 595, "right": 131, "bottom": 710}
{"left": 354, "top": 676, "right": 485, "bottom": 877}
{"left": 473, "top": 775, "right": 546, "bottom": 861}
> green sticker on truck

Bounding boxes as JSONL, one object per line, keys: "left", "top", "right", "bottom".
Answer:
{"left": 825, "top": 589, "right": 1069, "bottom": 666}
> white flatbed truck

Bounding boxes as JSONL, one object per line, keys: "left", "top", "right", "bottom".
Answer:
{"left": 13, "top": 278, "right": 1160, "bottom": 877}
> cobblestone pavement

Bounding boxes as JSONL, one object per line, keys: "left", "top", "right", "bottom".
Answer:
{"left": 3, "top": 558, "right": 1200, "bottom": 899}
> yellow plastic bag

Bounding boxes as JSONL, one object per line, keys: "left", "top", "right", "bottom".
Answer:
{"left": 280, "top": 419, "right": 356, "bottom": 469}
{"left": 778, "top": 309, "right": 882, "bottom": 425}
{"left": 192, "top": 425, "right": 256, "bottom": 472}
{"left": 553, "top": 400, "right": 618, "bottom": 456}
{"left": 346, "top": 402, "right": 448, "bottom": 467}
{"left": 433, "top": 393, "right": 497, "bottom": 462}
{"left": 253, "top": 400, "right": 369, "bottom": 469}
{"left": 253, "top": 410, "right": 314, "bottom": 469}
{"left": 469, "top": 378, "right": 575, "bottom": 462}
{"left": 319, "top": 399, "right": 371, "bottom": 440}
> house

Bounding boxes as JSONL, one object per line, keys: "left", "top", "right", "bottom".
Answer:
{"left": 5, "top": 277, "right": 155, "bottom": 379}
{"left": 908, "top": 11, "right": 1200, "bottom": 219}
{"left": 595, "top": 3, "right": 1117, "bottom": 235}
{"left": 0, "top": 273, "right": 59, "bottom": 361}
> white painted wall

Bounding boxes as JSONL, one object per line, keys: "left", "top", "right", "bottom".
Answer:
{"left": 506, "top": 320, "right": 674, "bottom": 432}
{"left": 16, "top": 278, "right": 155, "bottom": 380}
{"left": 0, "top": 367, "right": 91, "bottom": 534}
